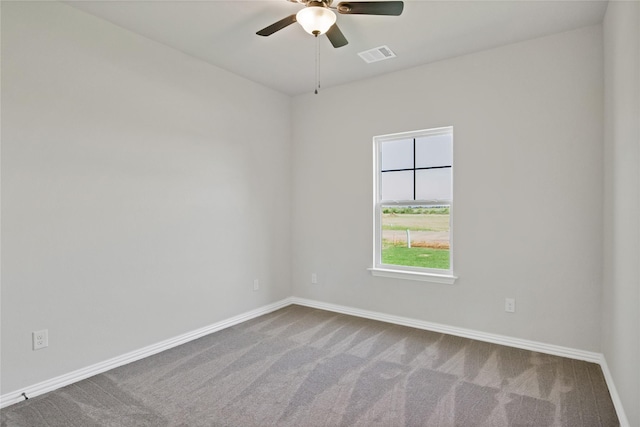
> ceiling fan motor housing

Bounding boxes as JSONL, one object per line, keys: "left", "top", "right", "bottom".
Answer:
{"left": 290, "top": 0, "right": 335, "bottom": 5}
{"left": 306, "top": 1, "right": 334, "bottom": 8}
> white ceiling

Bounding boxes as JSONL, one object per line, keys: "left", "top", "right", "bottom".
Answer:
{"left": 65, "top": 0, "right": 608, "bottom": 96}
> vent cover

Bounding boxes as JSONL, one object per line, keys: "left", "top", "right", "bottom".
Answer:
{"left": 358, "top": 45, "right": 396, "bottom": 63}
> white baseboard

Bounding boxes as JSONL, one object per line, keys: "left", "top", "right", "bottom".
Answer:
{"left": 598, "top": 356, "right": 631, "bottom": 427}
{"left": 1, "top": 295, "right": 628, "bottom": 426}
{"left": 290, "top": 297, "right": 601, "bottom": 362}
{"left": 290, "top": 297, "right": 629, "bottom": 426}
{"left": 0, "top": 297, "right": 293, "bottom": 409}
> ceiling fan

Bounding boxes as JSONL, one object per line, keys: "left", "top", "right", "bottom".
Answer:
{"left": 256, "top": 0, "right": 404, "bottom": 48}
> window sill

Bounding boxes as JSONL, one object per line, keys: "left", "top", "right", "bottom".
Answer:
{"left": 368, "top": 267, "right": 457, "bottom": 284}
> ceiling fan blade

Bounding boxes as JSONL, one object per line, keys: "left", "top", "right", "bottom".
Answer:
{"left": 326, "top": 24, "right": 348, "bottom": 48}
{"left": 256, "top": 14, "right": 297, "bottom": 36}
{"left": 336, "top": 1, "right": 404, "bottom": 16}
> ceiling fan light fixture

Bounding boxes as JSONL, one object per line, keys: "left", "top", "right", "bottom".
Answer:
{"left": 296, "top": 6, "right": 337, "bottom": 35}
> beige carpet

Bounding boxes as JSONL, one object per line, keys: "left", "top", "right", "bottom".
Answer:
{"left": 1, "top": 305, "right": 619, "bottom": 426}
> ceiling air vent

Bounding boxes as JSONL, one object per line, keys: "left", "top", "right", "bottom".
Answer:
{"left": 358, "top": 45, "right": 396, "bottom": 64}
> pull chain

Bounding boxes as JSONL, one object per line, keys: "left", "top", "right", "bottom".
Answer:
{"left": 315, "top": 34, "right": 320, "bottom": 94}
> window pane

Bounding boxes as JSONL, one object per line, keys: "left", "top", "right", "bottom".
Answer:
{"left": 381, "top": 170, "right": 413, "bottom": 201}
{"left": 381, "top": 205, "right": 450, "bottom": 269}
{"left": 415, "top": 134, "right": 452, "bottom": 168}
{"left": 374, "top": 127, "right": 453, "bottom": 275}
{"left": 381, "top": 138, "right": 413, "bottom": 170}
{"left": 415, "top": 168, "right": 451, "bottom": 201}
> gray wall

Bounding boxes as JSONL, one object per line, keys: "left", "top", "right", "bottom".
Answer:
{"left": 1, "top": 1, "right": 292, "bottom": 394}
{"left": 291, "top": 25, "right": 604, "bottom": 352}
{"left": 603, "top": 1, "right": 640, "bottom": 425}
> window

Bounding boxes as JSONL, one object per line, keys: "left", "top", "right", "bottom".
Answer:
{"left": 370, "top": 127, "right": 456, "bottom": 283}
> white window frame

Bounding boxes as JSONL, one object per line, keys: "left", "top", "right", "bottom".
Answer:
{"left": 369, "top": 127, "right": 457, "bottom": 284}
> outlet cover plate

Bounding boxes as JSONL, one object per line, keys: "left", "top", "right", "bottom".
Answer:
{"left": 505, "top": 298, "right": 516, "bottom": 313}
{"left": 33, "top": 329, "right": 48, "bottom": 350}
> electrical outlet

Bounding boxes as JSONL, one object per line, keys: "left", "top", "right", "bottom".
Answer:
{"left": 505, "top": 298, "right": 516, "bottom": 313}
{"left": 33, "top": 329, "right": 48, "bottom": 350}
{"left": 253, "top": 279, "right": 259, "bottom": 291}
{"left": 311, "top": 273, "right": 318, "bottom": 284}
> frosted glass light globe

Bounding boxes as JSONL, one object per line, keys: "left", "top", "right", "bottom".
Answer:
{"left": 296, "top": 6, "right": 337, "bottom": 35}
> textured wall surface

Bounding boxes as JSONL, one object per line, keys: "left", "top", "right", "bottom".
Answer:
{"left": 603, "top": 1, "right": 640, "bottom": 425}
{"left": 1, "top": 1, "right": 292, "bottom": 394}
{"left": 291, "top": 25, "right": 604, "bottom": 352}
